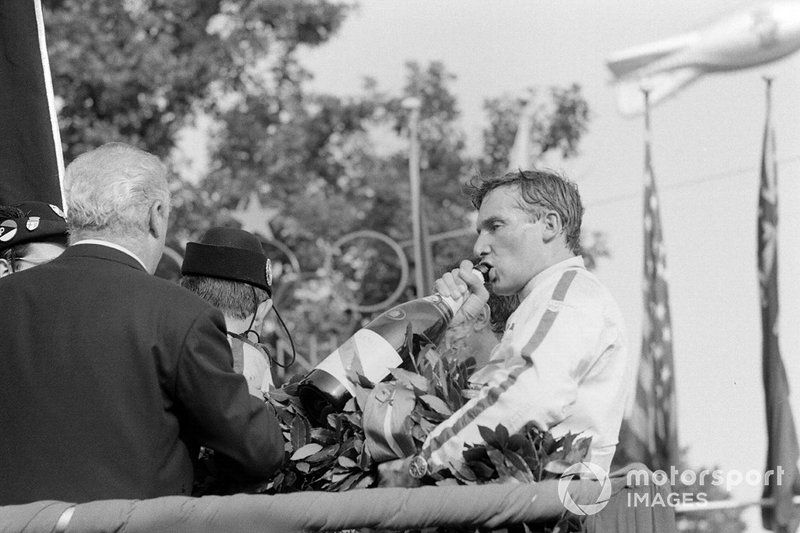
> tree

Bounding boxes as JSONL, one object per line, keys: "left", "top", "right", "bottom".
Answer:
{"left": 45, "top": 0, "right": 351, "bottom": 161}
{"left": 480, "top": 83, "right": 590, "bottom": 175}
{"left": 43, "top": 2, "right": 598, "bottom": 372}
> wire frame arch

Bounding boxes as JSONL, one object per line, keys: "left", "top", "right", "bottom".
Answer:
{"left": 324, "top": 230, "right": 410, "bottom": 313}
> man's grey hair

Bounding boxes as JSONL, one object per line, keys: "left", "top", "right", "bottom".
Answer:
{"left": 64, "top": 142, "right": 169, "bottom": 239}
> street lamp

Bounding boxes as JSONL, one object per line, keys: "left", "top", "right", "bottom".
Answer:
{"left": 402, "top": 97, "right": 433, "bottom": 297}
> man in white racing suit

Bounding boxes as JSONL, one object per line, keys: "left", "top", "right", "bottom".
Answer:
{"left": 412, "top": 169, "right": 633, "bottom": 477}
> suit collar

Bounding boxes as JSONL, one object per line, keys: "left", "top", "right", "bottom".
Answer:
{"left": 62, "top": 243, "right": 148, "bottom": 272}
{"left": 72, "top": 239, "right": 148, "bottom": 270}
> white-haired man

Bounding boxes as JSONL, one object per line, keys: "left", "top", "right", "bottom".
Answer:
{"left": 0, "top": 143, "right": 284, "bottom": 506}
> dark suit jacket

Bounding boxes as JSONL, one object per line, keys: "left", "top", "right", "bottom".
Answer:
{"left": 0, "top": 243, "right": 284, "bottom": 504}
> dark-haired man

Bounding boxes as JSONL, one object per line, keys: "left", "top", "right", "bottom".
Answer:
{"left": 415, "top": 169, "right": 633, "bottom": 476}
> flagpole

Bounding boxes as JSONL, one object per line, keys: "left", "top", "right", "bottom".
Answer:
{"left": 33, "top": 0, "right": 65, "bottom": 205}
{"left": 757, "top": 76, "right": 800, "bottom": 533}
{"left": 643, "top": 88, "right": 679, "bottom": 471}
{"left": 612, "top": 87, "right": 679, "bottom": 472}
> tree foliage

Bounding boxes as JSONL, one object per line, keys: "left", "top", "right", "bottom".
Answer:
{"left": 45, "top": 0, "right": 351, "bottom": 161}
{"left": 44, "top": 0, "right": 597, "bottom": 371}
{"left": 481, "top": 84, "right": 589, "bottom": 175}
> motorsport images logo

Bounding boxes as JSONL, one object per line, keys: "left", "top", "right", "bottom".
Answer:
{"left": 557, "top": 462, "right": 612, "bottom": 516}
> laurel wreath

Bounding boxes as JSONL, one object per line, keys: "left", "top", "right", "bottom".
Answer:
{"left": 195, "top": 343, "right": 590, "bottom": 532}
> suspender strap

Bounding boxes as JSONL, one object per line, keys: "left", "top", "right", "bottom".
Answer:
{"left": 228, "top": 334, "right": 246, "bottom": 374}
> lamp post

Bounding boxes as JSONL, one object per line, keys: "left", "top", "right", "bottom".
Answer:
{"left": 402, "top": 97, "right": 433, "bottom": 297}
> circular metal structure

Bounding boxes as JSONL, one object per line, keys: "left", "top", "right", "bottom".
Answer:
{"left": 328, "top": 230, "right": 410, "bottom": 313}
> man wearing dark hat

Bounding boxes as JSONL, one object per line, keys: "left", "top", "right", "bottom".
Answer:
{"left": 0, "top": 200, "right": 68, "bottom": 277}
{"left": 181, "top": 227, "right": 275, "bottom": 397}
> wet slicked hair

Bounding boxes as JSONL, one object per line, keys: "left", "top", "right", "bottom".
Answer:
{"left": 465, "top": 169, "right": 584, "bottom": 255}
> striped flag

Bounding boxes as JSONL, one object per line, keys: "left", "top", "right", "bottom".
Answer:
{"left": 614, "top": 90, "right": 679, "bottom": 472}
{"left": 758, "top": 78, "right": 800, "bottom": 533}
{"left": 0, "top": 0, "right": 64, "bottom": 207}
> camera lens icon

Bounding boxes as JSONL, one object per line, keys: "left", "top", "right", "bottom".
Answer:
{"left": 557, "top": 461, "right": 612, "bottom": 516}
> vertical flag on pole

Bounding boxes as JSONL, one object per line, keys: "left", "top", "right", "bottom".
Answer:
{"left": 758, "top": 78, "right": 800, "bottom": 533}
{"left": 614, "top": 90, "right": 679, "bottom": 472}
{"left": 0, "top": 0, "right": 64, "bottom": 207}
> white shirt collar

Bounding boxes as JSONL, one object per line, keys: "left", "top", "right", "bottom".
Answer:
{"left": 72, "top": 239, "right": 149, "bottom": 271}
{"left": 520, "top": 255, "right": 585, "bottom": 300}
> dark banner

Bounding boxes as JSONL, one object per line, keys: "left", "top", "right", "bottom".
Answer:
{"left": 0, "top": 0, "right": 63, "bottom": 207}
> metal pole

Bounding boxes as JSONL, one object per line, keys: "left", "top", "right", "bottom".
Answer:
{"left": 403, "top": 97, "right": 427, "bottom": 297}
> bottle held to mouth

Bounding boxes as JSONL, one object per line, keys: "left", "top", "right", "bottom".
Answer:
{"left": 297, "top": 263, "right": 490, "bottom": 424}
